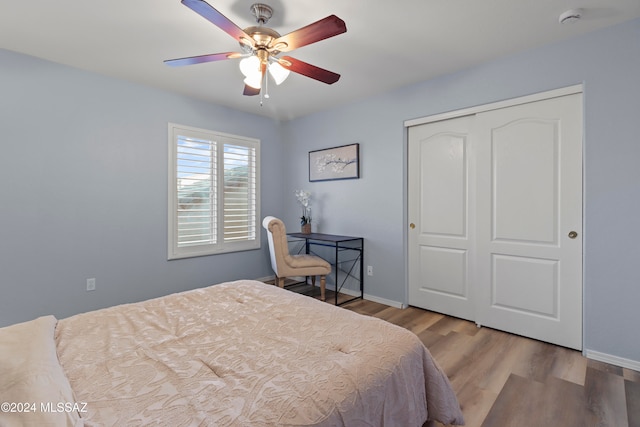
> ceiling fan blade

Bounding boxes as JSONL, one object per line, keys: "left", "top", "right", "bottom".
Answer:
{"left": 243, "top": 84, "right": 260, "bottom": 96}
{"left": 270, "top": 15, "right": 346, "bottom": 53}
{"left": 181, "top": 0, "right": 254, "bottom": 47}
{"left": 164, "top": 52, "right": 242, "bottom": 67}
{"left": 279, "top": 56, "right": 341, "bottom": 85}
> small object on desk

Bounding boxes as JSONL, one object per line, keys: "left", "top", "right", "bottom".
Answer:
{"left": 295, "top": 189, "right": 313, "bottom": 234}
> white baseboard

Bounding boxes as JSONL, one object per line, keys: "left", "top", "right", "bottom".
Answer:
{"left": 255, "top": 275, "right": 406, "bottom": 309}
{"left": 319, "top": 286, "right": 406, "bottom": 309}
{"left": 323, "top": 286, "right": 406, "bottom": 309}
{"left": 362, "top": 293, "right": 405, "bottom": 309}
{"left": 325, "top": 286, "right": 360, "bottom": 297}
{"left": 585, "top": 349, "right": 640, "bottom": 371}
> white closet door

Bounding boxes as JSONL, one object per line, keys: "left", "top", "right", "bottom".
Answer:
{"left": 474, "top": 93, "right": 583, "bottom": 350}
{"left": 407, "top": 92, "right": 583, "bottom": 350}
{"left": 408, "top": 115, "right": 476, "bottom": 321}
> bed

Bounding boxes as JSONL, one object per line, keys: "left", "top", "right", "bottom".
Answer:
{"left": 0, "top": 280, "right": 464, "bottom": 427}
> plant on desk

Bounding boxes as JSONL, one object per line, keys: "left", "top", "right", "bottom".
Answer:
{"left": 295, "top": 189, "right": 312, "bottom": 234}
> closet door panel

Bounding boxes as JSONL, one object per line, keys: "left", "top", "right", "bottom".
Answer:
{"left": 408, "top": 115, "right": 476, "bottom": 321}
{"left": 475, "top": 93, "right": 583, "bottom": 350}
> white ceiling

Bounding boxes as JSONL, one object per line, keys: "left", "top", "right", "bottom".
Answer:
{"left": 2, "top": 0, "right": 639, "bottom": 121}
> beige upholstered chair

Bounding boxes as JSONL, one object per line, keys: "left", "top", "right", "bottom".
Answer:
{"left": 263, "top": 216, "right": 331, "bottom": 301}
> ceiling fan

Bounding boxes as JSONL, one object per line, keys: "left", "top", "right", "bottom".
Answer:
{"left": 165, "top": 0, "right": 347, "bottom": 100}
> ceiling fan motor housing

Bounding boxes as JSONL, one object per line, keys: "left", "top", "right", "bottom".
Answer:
{"left": 242, "top": 4, "right": 285, "bottom": 54}
{"left": 243, "top": 26, "right": 281, "bottom": 48}
{"left": 251, "top": 3, "right": 273, "bottom": 25}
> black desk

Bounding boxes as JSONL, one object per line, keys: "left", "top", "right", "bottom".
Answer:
{"left": 287, "top": 232, "right": 364, "bottom": 306}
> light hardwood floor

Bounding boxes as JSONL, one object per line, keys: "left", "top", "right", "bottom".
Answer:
{"left": 339, "top": 298, "right": 640, "bottom": 427}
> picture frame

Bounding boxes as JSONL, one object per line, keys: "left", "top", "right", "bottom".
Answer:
{"left": 309, "top": 143, "right": 360, "bottom": 182}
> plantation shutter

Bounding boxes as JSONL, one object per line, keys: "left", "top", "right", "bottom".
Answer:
{"left": 176, "top": 136, "right": 217, "bottom": 247}
{"left": 223, "top": 144, "right": 257, "bottom": 242}
{"left": 168, "top": 124, "right": 260, "bottom": 259}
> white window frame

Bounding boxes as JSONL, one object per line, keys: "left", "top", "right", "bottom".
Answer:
{"left": 168, "top": 123, "right": 260, "bottom": 260}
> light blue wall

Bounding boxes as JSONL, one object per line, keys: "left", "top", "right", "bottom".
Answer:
{"left": 282, "top": 19, "right": 640, "bottom": 362}
{"left": 0, "top": 49, "right": 283, "bottom": 326}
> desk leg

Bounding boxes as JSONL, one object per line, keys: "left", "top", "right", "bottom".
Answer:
{"left": 305, "top": 238, "right": 311, "bottom": 294}
{"left": 335, "top": 242, "right": 339, "bottom": 306}
{"left": 360, "top": 246, "right": 364, "bottom": 299}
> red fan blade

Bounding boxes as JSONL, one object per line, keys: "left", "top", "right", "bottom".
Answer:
{"left": 243, "top": 84, "right": 260, "bottom": 96}
{"left": 181, "top": 0, "right": 254, "bottom": 47}
{"left": 279, "top": 56, "right": 340, "bottom": 85}
{"left": 270, "top": 15, "right": 346, "bottom": 53}
{"left": 164, "top": 52, "right": 242, "bottom": 67}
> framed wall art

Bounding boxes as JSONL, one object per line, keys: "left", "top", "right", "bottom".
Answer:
{"left": 309, "top": 143, "right": 360, "bottom": 182}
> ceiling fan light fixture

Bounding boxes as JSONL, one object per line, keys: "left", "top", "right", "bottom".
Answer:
{"left": 244, "top": 73, "right": 262, "bottom": 89}
{"left": 268, "top": 62, "right": 290, "bottom": 85}
{"left": 239, "top": 55, "right": 260, "bottom": 77}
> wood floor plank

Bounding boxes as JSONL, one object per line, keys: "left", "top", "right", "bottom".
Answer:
{"left": 453, "top": 385, "right": 498, "bottom": 427}
{"left": 480, "top": 374, "right": 547, "bottom": 427}
{"left": 423, "top": 330, "right": 476, "bottom": 376}
{"left": 483, "top": 374, "right": 587, "bottom": 427}
{"left": 585, "top": 367, "right": 629, "bottom": 427}
{"left": 540, "top": 375, "right": 591, "bottom": 427}
{"left": 511, "top": 338, "right": 558, "bottom": 383}
{"left": 417, "top": 328, "right": 448, "bottom": 349}
{"left": 341, "top": 299, "right": 387, "bottom": 316}
{"left": 627, "top": 379, "right": 640, "bottom": 427}
{"left": 549, "top": 345, "right": 588, "bottom": 386}
{"left": 588, "top": 358, "right": 624, "bottom": 376}
{"left": 451, "top": 319, "right": 482, "bottom": 337}
{"left": 382, "top": 306, "right": 441, "bottom": 335}
{"left": 374, "top": 305, "right": 409, "bottom": 322}
{"left": 446, "top": 328, "right": 515, "bottom": 392}
{"left": 625, "top": 368, "right": 640, "bottom": 383}
{"left": 427, "top": 315, "right": 465, "bottom": 336}
{"left": 475, "top": 334, "right": 524, "bottom": 394}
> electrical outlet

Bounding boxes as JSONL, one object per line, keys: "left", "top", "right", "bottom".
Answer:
{"left": 367, "top": 266, "right": 373, "bottom": 276}
{"left": 86, "top": 278, "right": 96, "bottom": 291}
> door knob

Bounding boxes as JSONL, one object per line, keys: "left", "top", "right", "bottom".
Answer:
{"left": 410, "top": 223, "right": 415, "bottom": 229}
{"left": 568, "top": 231, "right": 578, "bottom": 239}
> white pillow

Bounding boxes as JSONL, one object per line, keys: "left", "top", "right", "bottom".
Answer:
{"left": 0, "top": 316, "right": 83, "bottom": 427}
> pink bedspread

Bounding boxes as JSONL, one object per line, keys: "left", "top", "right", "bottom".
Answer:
{"left": 55, "top": 280, "right": 464, "bottom": 426}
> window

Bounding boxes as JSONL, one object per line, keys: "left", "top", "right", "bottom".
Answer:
{"left": 168, "top": 123, "right": 260, "bottom": 259}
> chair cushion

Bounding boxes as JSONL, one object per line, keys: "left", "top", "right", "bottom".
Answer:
{"left": 276, "top": 253, "right": 330, "bottom": 277}
{"left": 287, "top": 254, "right": 331, "bottom": 273}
